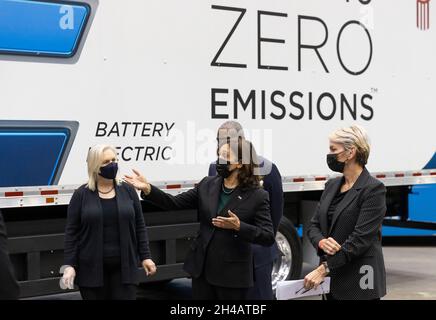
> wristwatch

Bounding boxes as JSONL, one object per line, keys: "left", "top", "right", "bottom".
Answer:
{"left": 322, "top": 261, "right": 330, "bottom": 275}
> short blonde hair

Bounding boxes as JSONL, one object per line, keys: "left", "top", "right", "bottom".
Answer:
{"left": 86, "top": 144, "right": 122, "bottom": 191}
{"left": 329, "top": 125, "right": 371, "bottom": 167}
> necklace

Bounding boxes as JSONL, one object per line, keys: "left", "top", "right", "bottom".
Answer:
{"left": 98, "top": 186, "right": 114, "bottom": 194}
{"left": 222, "top": 183, "right": 236, "bottom": 194}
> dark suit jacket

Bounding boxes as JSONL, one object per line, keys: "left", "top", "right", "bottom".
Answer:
{"left": 141, "top": 175, "right": 275, "bottom": 288}
{"left": 208, "top": 156, "right": 283, "bottom": 268}
{"left": 0, "top": 211, "right": 20, "bottom": 299}
{"left": 64, "top": 182, "right": 151, "bottom": 287}
{"left": 307, "top": 168, "right": 387, "bottom": 300}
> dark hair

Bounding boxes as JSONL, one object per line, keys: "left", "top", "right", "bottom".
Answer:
{"left": 218, "top": 138, "right": 262, "bottom": 190}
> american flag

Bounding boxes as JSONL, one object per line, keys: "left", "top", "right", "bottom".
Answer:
{"left": 417, "top": 0, "right": 431, "bottom": 30}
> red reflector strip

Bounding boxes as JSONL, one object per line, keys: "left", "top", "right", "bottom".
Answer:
{"left": 293, "top": 178, "right": 305, "bottom": 183}
{"left": 41, "top": 190, "right": 58, "bottom": 195}
{"left": 431, "top": 172, "right": 436, "bottom": 176}
{"left": 413, "top": 172, "right": 422, "bottom": 176}
{"left": 5, "top": 192, "right": 24, "bottom": 197}
{"left": 315, "top": 177, "right": 327, "bottom": 181}
{"left": 376, "top": 174, "right": 386, "bottom": 179}
{"left": 166, "top": 184, "right": 182, "bottom": 189}
{"left": 395, "top": 173, "right": 405, "bottom": 178}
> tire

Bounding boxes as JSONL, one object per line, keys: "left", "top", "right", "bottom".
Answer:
{"left": 271, "top": 216, "right": 303, "bottom": 291}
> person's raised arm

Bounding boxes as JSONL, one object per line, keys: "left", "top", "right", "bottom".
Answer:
{"left": 124, "top": 169, "right": 202, "bottom": 211}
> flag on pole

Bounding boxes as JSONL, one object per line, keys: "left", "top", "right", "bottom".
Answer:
{"left": 417, "top": 0, "right": 431, "bottom": 30}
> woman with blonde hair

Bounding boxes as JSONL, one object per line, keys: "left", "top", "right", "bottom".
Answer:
{"left": 62, "top": 144, "right": 156, "bottom": 300}
{"left": 306, "top": 125, "right": 387, "bottom": 300}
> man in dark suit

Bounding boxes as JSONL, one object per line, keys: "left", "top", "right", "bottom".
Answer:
{"left": 0, "top": 210, "right": 20, "bottom": 300}
{"left": 209, "top": 121, "right": 283, "bottom": 300}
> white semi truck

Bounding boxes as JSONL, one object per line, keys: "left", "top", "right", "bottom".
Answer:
{"left": 0, "top": 0, "right": 435, "bottom": 297}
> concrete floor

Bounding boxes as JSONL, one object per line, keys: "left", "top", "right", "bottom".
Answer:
{"left": 383, "top": 247, "right": 436, "bottom": 300}
{"left": 24, "top": 246, "right": 436, "bottom": 300}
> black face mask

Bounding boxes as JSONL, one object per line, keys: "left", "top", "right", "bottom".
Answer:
{"left": 326, "top": 152, "right": 346, "bottom": 173}
{"left": 216, "top": 158, "right": 235, "bottom": 178}
{"left": 99, "top": 162, "right": 118, "bottom": 179}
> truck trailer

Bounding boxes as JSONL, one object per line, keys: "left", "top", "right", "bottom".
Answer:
{"left": 0, "top": 0, "right": 435, "bottom": 298}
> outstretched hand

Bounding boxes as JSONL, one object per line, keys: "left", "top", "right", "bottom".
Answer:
{"left": 124, "top": 169, "right": 151, "bottom": 194}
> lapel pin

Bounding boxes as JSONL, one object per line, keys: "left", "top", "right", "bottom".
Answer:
{"left": 238, "top": 195, "right": 242, "bottom": 200}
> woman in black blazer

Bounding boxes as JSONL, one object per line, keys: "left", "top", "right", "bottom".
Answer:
{"left": 63, "top": 145, "right": 156, "bottom": 300}
{"left": 306, "top": 125, "right": 387, "bottom": 300}
{"left": 124, "top": 139, "right": 275, "bottom": 300}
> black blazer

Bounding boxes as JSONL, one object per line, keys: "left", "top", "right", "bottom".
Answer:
{"left": 0, "top": 211, "right": 20, "bottom": 299}
{"left": 209, "top": 157, "right": 283, "bottom": 268}
{"left": 141, "top": 175, "right": 275, "bottom": 288}
{"left": 64, "top": 182, "right": 151, "bottom": 287}
{"left": 307, "top": 168, "right": 387, "bottom": 300}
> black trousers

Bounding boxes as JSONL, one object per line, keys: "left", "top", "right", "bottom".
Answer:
{"left": 192, "top": 275, "right": 248, "bottom": 300}
{"left": 324, "top": 293, "right": 380, "bottom": 301}
{"left": 79, "top": 257, "right": 137, "bottom": 300}
{"left": 0, "top": 213, "right": 20, "bottom": 300}
{"left": 246, "top": 262, "right": 274, "bottom": 300}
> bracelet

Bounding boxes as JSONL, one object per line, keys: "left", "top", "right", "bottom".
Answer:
{"left": 321, "top": 261, "right": 330, "bottom": 275}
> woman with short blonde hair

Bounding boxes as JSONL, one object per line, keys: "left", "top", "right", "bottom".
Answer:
{"left": 63, "top": 144, "right": 156, "bottom": 300}
{"left": 328, "top": 125, "right": 371, "bottom": 167}
{"left": 306, "top": 125, "right": 387, "bottom": 300}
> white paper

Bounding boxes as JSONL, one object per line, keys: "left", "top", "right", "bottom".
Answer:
{"left": 276, "top": 277, "right": 331, "bottom": 300}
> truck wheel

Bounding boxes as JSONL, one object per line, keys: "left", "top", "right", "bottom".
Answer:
{"left": 271, "top": 216, "right": 303, "bottom": 291}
